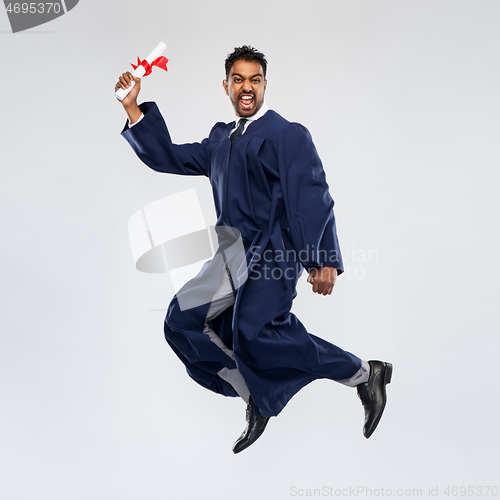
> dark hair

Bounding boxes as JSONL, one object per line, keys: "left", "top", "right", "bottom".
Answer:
{"left": 225, "top": 45, "right": 268, "bottom": 79}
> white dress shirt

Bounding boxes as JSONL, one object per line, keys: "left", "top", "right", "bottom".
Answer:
{"left": 229, "top": 103, "right": 270, "bottom": 136}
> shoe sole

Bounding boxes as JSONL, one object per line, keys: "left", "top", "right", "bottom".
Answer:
{"left": 365, "top": 362, "right": 393, "bottom": 439}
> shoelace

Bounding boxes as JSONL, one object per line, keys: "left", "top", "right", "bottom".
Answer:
{"left": 357, "top": 386, "right": 370, "bottom": 406}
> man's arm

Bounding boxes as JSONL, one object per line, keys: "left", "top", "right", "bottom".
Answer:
{"left": 278, "top": 122, "right": 344, "bottom": 296}
{"left": 115, "top": 72, "right": 209, "bottom": 177}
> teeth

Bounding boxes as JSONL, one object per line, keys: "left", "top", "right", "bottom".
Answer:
{"left": 241, "top": 96, "right": 253, "bottom": 100}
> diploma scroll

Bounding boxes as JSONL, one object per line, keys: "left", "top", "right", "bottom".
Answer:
{"left": 115, "top": 42, "right": 168, "bottom": 101}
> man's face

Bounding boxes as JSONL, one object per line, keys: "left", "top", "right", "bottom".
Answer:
{"left": 223, "top": 59, "right": 267, "bottom": 117}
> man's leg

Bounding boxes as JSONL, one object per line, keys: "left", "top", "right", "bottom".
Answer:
{"left": 164, "top": 262, "right": 245, "bottom": 399}
{"left": 203, "top": 268, "right": 250, "bottom": 403}
{"left": 200, "top": 267, "right": 271, "bottom": 454}
{"left": 336, "top": 359, "right": 371, "bottom": 387}
{"left": 297, "top": 337, "right": 392, "bottom": 439}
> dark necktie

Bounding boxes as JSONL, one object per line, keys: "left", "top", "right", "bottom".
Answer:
{"left": 230, "top": 118, "right": 248, "bottom": 142}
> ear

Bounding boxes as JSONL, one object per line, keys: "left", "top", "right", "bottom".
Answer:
{"left": 222, "top": 79, "right": 228, "bottom": 95}
{"left": 264, "top": 79, "right": 267, "bottom": 90}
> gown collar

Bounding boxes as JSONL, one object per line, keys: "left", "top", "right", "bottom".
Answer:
{"left": 231, "top": 104, "right": 270, "bottom": 134}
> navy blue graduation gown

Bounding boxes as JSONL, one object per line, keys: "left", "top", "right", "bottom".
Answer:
{"left": 122, "top": 102, "right": 361, "bottom": 417}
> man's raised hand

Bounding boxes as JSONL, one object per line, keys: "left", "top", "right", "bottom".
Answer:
{"left": 115, "top": 72, "right": 142, "bottom": 124}
{"left": 307, "top": 266, "right": 338, "bottom": 296}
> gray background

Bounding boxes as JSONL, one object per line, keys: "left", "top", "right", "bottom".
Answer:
{"left": 1, "top": 1, "right": 499, "bottom": 498}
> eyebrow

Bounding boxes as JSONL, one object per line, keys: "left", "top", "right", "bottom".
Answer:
{"left": 232, "top": 73, "right": 263, "bottom": 79}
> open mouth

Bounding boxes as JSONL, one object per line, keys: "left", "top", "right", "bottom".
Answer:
{"left": 240, "top": 94, "right": 254, "bottom": 109}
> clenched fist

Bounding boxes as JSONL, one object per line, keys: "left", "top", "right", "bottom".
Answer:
{"left": 307, "top": 266, "right": 338, "bottom": 296}
{"left": 115, "top": 71, "right": 142, "bottom": 124}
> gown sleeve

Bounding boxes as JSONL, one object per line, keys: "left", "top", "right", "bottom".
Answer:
{"left": 121, "top": 101, "right": 209, "bottom": 177}
{"left": 278, "top": 122, "right": 344, "bottom": 275}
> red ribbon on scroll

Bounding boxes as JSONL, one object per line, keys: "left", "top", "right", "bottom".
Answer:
{"left": 131, "top": 56, "right": 169, "bottom": 77}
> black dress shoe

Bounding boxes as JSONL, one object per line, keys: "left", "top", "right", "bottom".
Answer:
{"left": 232, "top": 397, "right": 270, "bottom": 454}
{"left": 356, "top": 360, "right": 393, "bottom": 438}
